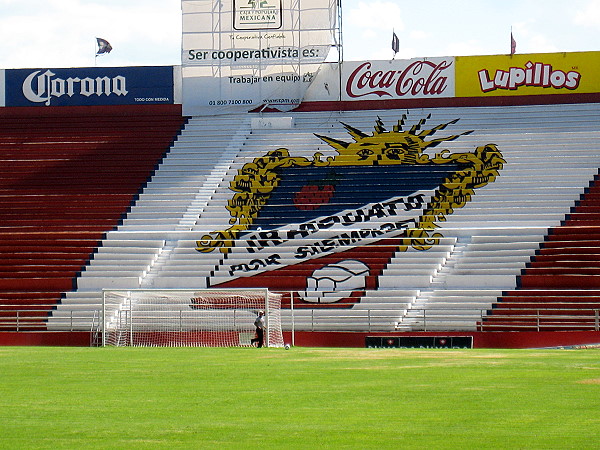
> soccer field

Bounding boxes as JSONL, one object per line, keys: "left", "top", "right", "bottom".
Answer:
{"left": 1, "top": 346, "right": 599, "bottom": 449}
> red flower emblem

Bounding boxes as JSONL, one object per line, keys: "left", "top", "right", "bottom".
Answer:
{"left": 294, "top": 183, "right": 335, "bottom": 211}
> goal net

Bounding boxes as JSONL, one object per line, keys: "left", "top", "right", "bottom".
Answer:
{"left": 101, "top": 288, "right": 283, "bottom": 347}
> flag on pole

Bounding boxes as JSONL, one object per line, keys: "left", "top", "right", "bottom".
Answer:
{"left": 392, "top": 31, "right": 399, "bottom": 58}
{"left": 510, "top": 32, "right": 517, "bottom": 55}
{"left": 96, "top": 38, "right": 113, "bottom": 56}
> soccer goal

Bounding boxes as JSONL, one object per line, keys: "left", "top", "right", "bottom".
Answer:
{"left": 101, "top": 288, "right": 284, "bottom": 347}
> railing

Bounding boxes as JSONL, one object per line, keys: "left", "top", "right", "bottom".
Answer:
{"left": 476, "top": 307, "right": 600, "bottom": 332}
{"left": 404, "top": 308, "right": 600, "bottom": 332}
{"left": 1, "top": 307, "right": 599, "bottom": 333}
{"left": 0, "top": 307, "right": 101, "bottom": 332}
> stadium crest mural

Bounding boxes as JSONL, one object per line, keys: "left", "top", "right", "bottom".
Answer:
{"left": 196, "top": 115, "right": 504, "bottom": 306}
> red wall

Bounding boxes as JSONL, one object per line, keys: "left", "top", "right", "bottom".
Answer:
{"left": 286, "top": 331, "right": 600, "bottom": 349}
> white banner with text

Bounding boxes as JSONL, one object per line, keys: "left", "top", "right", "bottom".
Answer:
{"left": 181, "top": 0, "right": 337, "bottom": 115}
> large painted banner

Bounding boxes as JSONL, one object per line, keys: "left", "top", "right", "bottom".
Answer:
{"left": 4, "top": 66, "right": 175, "bottom": 107}
{"left": 191, "top": 112, "right": 507, "bottom": 305}
{"left": 181, "top": 0, "right": 337, "bottom": 115}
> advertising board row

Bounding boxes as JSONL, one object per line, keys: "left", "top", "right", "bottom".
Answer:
{"left": 0, "top": 51, "right": 598, "bottom": 110}
{"left": 0, "top": 66, "right": 178, "bottom": 108}
{"left": 180, "top": 50, "right": 600, "bottom": 114}
{"left": 178, "top": 0, "right": 600, "bottom": 114}
{"left": 288, "top": 50, "right": 600, "bottom": 106}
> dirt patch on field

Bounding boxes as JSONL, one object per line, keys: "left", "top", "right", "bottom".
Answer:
{"left": 283, "top": 349, "right": 510, "bottom": 368}
{"left": 301, "top": 348, "right": 473, "bottom": 360}
{"left": 576, "top": 378, "right": 600, "bottom": 385}
{"left": 303, "top": 348, "right": 508, "bottom": 358}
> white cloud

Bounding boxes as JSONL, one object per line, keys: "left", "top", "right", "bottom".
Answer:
{"left": 346, "top": 1, "right": 404, "bottom": 31}
{"left": 0, "top": 0, "right": 181, "bottom": 68}
{"left": 510, "top": 21, "right": 559, "bottom": 55}
{"left": 0, "top": 0, "right": 598, "bottom": 69}
{"left": 343, "top": 1, "right": 405, "bottom": 61}
{"left": 443, "top": 41, "right": 490, "bottom": 58}
{"left": 409, "top": 30, "right": 429, "bottom": 41}
{"left": 359, "top": 29, "right": 378, "bottom": 40}
{"left": 574, "top": 0, "right": 600, "bottom": 26}
{"left": 525, "top": 35, "right": 559, "bottom": 54}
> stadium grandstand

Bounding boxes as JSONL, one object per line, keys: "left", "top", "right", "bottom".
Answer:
{"left": 1, "top": 2, "right": 600, "bottom": 348}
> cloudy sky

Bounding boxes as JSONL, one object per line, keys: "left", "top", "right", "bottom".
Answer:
{"left": 0, "top": 0, "right": 599, "bottom": 69}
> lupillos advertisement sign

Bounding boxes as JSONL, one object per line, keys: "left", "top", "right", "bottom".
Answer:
{"left": 455, "top": 51, "right": 600, "bottom": 97}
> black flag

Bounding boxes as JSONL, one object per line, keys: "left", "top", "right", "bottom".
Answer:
{"left": 392, "top": 31, "right": 399, "bottom": 55}
{"left": 510, "top": 32, "right": 516, "bottom": 55}
{"left": 96, "top": 38, "right": 113, "bottom": 56}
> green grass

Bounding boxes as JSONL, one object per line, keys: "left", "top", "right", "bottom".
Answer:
{"left": 1, "top": 347, "right": 599, "bottom": 449}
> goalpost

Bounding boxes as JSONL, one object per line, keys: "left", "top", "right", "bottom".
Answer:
{"left": 101, "top": 288, "right": 284, "bottom": 347}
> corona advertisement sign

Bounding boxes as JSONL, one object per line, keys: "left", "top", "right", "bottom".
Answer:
{"left": 3, "top": 66, "right": 175, "bottom": 107}
{"left": 455, "top": 51, "right": 600, "bottom": 97}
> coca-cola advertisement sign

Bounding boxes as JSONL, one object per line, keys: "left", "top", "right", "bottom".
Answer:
{"left": 342, "top": 57, "right": 455, "bottom": 101}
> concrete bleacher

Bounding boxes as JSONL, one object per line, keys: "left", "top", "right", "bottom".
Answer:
{"left": 0, "top": 105, "right": 187, "bottom": 331}
{"left": 41, "top": 102, "right": 600, "bottom": 335}
{"left": 46, "top": 114, "right": 253, "bottom": 330}
{"left": 482, "top": 177, "right": 600, "bottom": 330}
{"left": 0, "top": 100, "right": 596, "bottom": 335}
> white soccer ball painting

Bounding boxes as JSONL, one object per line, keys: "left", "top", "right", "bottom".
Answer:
{"left": 299, "top": 259, "right": 369, "bottom": 303}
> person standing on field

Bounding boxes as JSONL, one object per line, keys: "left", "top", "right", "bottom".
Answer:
{"left": 250, "top": 310, "right": 265, "bottom": 348}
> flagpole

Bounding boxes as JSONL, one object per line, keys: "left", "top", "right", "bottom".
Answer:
{"left": 510, "top": 27, "right": 516, "bottom": 56}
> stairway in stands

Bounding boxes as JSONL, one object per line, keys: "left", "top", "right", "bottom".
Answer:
{"left": 483, "top": 171, "right": 600, "bottom": 331}
{"left": 0, "top": 105, "right": 186, "bottom": 330}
